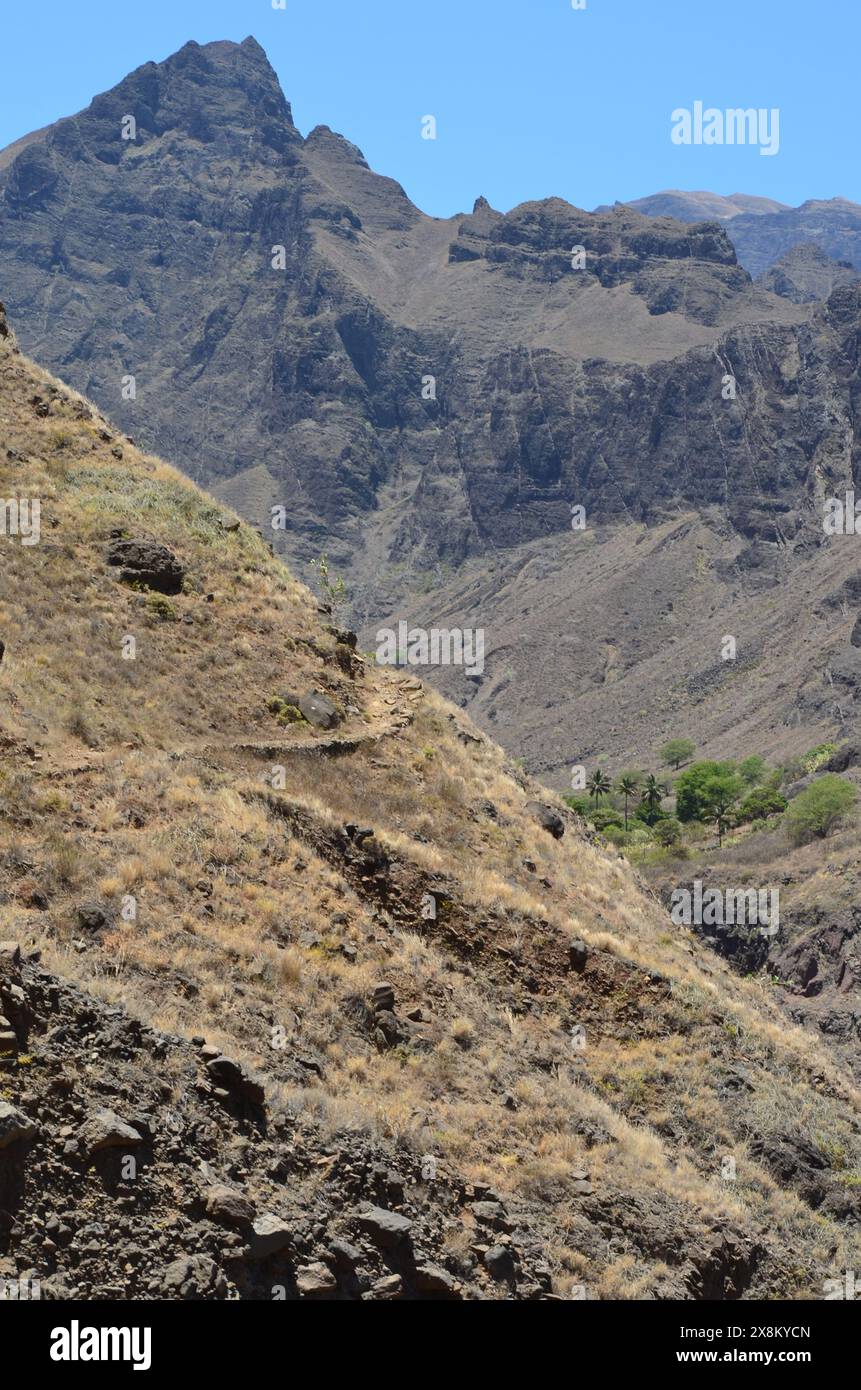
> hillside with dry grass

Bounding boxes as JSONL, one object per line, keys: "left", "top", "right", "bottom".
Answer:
{"left": 2, "top": 301, "right": 861, "bottom": 1301}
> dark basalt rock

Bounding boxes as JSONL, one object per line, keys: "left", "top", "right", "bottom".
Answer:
{"left": 105, "top": 536, "right": 186, "bottom": 595}
{"left": 525, "top": 801, "right": 565, "bottom": 839}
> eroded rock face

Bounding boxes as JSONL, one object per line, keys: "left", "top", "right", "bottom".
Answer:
{"left": 759, "top": 243, "right": 861, "bottom": 304}
{"left": 8, "top": 38, "right": 861, "bottom": 793}
{"left": 0, "top": 35, "right": 843, "bottom": 609}
{"left": 0, "top": 301, "right": 16, "bottom": 347}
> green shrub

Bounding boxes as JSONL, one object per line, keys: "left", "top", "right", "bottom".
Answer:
{"left": 737, "top": 787, "right": 788, "bottom": 823}
{"left": 739, "top": 755, "right": 768, "bottom": 787}
{"left": 604, "top": 825, "right": 654, "bottom": 849}
{"left": 660, "top": 737, "right": 696, "bottom": 769}
{"left": 675, "top": 760, "right": 737, "bottom": 822}
{"left": 785, "top": 775, "right": 856, "bottom": 845}
{"left": 654, "top": 817, "right": 682, "bottom": 847}
{"left": 267, "top": 696, "right": 304, "bottom": 726}
{"left": 145, "top": 592, "right": 177, "bottom": 622}
{"left": 800, "top": 743, "right": 838, "bottom": 775}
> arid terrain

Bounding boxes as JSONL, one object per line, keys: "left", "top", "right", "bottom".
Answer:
{"left": 2, "top": 302, "right": 861, "bottom": 1299}
{"left": 3, "top": 39, "right": 861, "bottom": 794}
{"left": 2, "top": 31, "right": 861, "bottom": 1308}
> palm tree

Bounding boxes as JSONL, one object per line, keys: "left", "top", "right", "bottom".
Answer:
{"left": 617, "top": 774, "right": 640, "bottom": 830}
{"left": 587, "top": 769, "right": 612, "bottom": 808}
{"left": 701, "top": 771, "right": 743, "bottom": 848}
{"left": 640, "top": 774, "right": 667, "bottom": 825}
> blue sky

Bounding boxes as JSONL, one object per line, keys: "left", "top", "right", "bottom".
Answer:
{"left": 1, "top": 0, "right": 856, "bottom": 216}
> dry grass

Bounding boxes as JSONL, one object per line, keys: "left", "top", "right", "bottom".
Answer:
{"left": 3, "top": 330, "right": 861, "bottom": 1297}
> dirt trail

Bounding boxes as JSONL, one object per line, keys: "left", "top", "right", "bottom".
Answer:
{"left": 31, "top": 676, "right": 426, "bottom": 780}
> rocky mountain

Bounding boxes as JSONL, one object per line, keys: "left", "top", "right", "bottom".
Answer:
{"left": 4, "top": 38, "right": 861, "bottom": 813}
{"left": 621, "top": 191, "right": 861, "bottom": 278}
{"left": 606, "top": 190, "right": 790, "bottom": 224}
{"left": 758, "top": 242, "right": 861, "bottom": 304}
{"left": 5, "top": 302, "right": 861, "bottom": 1300}
{"left": 718, "top": 199, "right": 861, "bottom": 278}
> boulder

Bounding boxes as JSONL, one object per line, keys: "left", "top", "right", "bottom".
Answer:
{"left": 205, "top": 1055, "right": 265, "bottom": 1105}
{"left": 470, "top": 1200, "right": 511, "bottom": 1232}
{"left": 161, "top": 1254, "right": 227, "bottom": 1300}
{"left": 296, "top": 1262, "right": 338, "bottom": 1297}
{"left": 371, "top": 982, "right": 395, "bottom": 1014}
{"left": 368, "top": 1273, "right": 403, "bottom": 1299}
{"left": 413, "top": 1263, "right": 460, "bottom": 1296}
{"left": 0, "top": 942, "right": 22, "bottom": 974}
{"left": 373, "top": 1010, "right": 410, "bottom": 1050}
{"left": 825, "top": 740, "right": 861, "bottom": 773}
{"left": 105, "top": 535, "right": 186, "bottom": 595}
{"left": 80, "top": 1108, "right": 144, "bottom": 1154}
{"left": 204, "top": 1184, "right": 255, "bottom": 1228}
{"left": 327, "top": 1238, "right": 361, "bottom": 1271}
{"left": 76, "top": 902, "right": 111, "bottom": 933}
{"left": 525, "top": 801, "right": 565, "bottom": 839}
{"left": 484, "top": 1245, "right": 515, "bottom": 1279}
{"left": 354, "top": 1205, "right": 413, "bottom": 1249}
{"left": 0, "top": 1101, "right": 36, "bottom": 1149}
{"left": 248, "top": 1212, "right": 293, "bottom": 1260}
{"left": 568, "top": 939, "right": 588, "bottom": 973}
{"left": 298, "top": 690, "right": 342, "bottom": 729}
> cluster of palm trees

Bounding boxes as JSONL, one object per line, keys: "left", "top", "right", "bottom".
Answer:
{"left": 585, "top": 769, "right": 668, "bottom": 829}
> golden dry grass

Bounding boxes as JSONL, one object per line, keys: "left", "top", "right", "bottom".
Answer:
{"left": 2, "top": 328, "right": 861, "bottom": 1297}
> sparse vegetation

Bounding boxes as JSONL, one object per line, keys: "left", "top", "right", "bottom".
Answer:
{"left": 660, "top": 737, "right": 696, "bottom": 770}
{"left": 785, "top": 775, "right": 856, "bottom": 845}
{"left": 3, "top": 309, "right": 861, "bottom": 1303}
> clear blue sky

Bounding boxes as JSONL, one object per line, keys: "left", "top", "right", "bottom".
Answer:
{"left": 1, "top": 0, "right": 856, "bottom": 216}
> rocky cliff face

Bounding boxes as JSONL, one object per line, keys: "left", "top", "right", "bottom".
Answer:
{"left": 622, "top": 191, "right": 861, "bottom": 278}
{"left": 0, "top": 38, "right": 813, "bottom": 601}
{"left": 4, "top": 38, "right": 861, "bottom": 786}
{"left": 759, "top": 243, "right": 861, "bottom": 304}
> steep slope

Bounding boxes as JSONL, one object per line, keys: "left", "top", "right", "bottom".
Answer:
{"left": 3, "top": 305, "right": 861, "bottom": 1300}
{"left": 642, "top": 769, "right": 861, "bottom": 1091}
{"left": 370, "top": 279, "right": 861, "bottom": 784}
{"left": 758, "top": 243, "right": 861, "bottom": 304}
{"left": 4, "top": 38, "right": 861, "bottom": 814}
{"left": 0, "top": 36, "right": 806, "bottom": 601}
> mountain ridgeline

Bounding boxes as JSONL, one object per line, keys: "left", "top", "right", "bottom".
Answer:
{"left": 4, "top": 40, "right": 861, "bottom": 773}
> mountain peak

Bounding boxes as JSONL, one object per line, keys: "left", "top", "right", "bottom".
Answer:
{"left": 76, "top": 34, "right": 299, "bottom": 156}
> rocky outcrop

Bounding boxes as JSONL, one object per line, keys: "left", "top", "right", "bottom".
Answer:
{"left": 759, "top": 242, "right": 861, "bottom": 304}
{"left": 0, "top": 37, "right": 834, "bottom": 604}
{"left": 0, "top": 945, "right": 562, "bottom": 1299}
{"left": 626, "top": 192, "right": 861, "bottom": 278}
{"left": 105, "top": 535, "right": 186, "bottom": 594}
